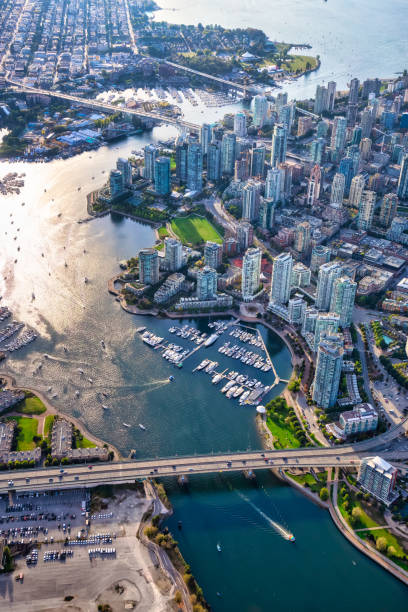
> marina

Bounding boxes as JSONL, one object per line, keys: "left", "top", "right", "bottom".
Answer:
{"left": 138, "top": 321, "right": 281, "bottom": 406}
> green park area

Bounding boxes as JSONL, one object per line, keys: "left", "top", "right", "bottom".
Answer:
{"left": 7, "top": 416, "right": 39, "bottom": 451}
{"left": 171, "top": 215, "right": 222, "bottom": 246}
{"left": 265, "top": 396, "right": 308, "bottom": 449}
{"left": 288, "top": 471, "right": 328, "bottom": 495}
{"left": 16, "top": 394, "right": 47, "bottom": 415}
{"left": 44, "top": 415, "right": 55, "bottom": 438}
{"left": 337, "top": 484, "right": 408, "bottom": 570}
{"left": 158, "top": 226, "right": 169, "bottom": 238}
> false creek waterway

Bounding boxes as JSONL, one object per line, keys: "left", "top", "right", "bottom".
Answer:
{"left": 1, "top": 3, "right": 408, "bottom": 608}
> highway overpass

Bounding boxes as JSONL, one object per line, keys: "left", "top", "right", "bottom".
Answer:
{"left": 1, "top": 438, "right": 408, "bottom": 494}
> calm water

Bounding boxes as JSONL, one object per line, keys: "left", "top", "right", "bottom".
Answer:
{"left": 155, "top": 0, "right": 408, "bottom": 99}
{"left": 165, "top": 472, "right": 408, "bottom": 612}
{"left": 0, "top": 128, "right": 290, "bottom": 458}
{"left": 1, "top": 2, "right": 408, "bottom": 607}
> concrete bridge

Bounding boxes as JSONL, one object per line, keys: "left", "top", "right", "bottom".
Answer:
{"left": 1, "top": 417, "right": 407, "bottom": 494}
{"left": 6, "top": 77, "right": 200, "bottom": 132}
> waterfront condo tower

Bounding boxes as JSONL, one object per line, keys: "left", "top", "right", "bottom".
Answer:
{"left": 241, "top": 247, "right": 262, "bottom": 302}
{"left": 269, "top": 252, "right": 293, "bottom": 305}
{"left": 312, "top": 334, "right": 344, "bottom": 409}
{"left": 139, "top": 248, "right": 159, "bottom": 285}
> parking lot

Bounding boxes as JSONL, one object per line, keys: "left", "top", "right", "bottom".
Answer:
{"left": 0, "top": 489, "right": 90, "bottom": 547}
{"left": 0, "top": 486, "right": 173, "bottom": 611}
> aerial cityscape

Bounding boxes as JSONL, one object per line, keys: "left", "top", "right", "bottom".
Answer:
{"left": 1, "top": 0, "right": 408, "bottom": 610}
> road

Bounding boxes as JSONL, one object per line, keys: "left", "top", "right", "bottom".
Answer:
{"left": 1, "top": 421, "right": 408, "bottom": 494}
{"left": 6, "top": 78, "right": 200, "bottom": 132}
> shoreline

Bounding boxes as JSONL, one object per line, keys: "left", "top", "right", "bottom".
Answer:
{"left": 256, "top": 413, "right": 408, "bottom": 585}
{"left": 0, "top": 372, "right": 122, "bottom": 460}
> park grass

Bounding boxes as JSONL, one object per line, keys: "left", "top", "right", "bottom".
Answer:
{"left": 154, "top": 242, "right": 164, "bottom": 251}
{"left": 171, "top": 214, "right": 222, "bottom": 246}
{"left": 44, "top": 415, "right": 55, "bottom": 438}
{"left": 337, "top": 484, "right": 408, "bottom": 568}
{"left": 7, "top": 416, "right": 39, "bottom": 450}
{"left": 266, "top": 415, "right": 301, "bottom": 449}
{"left": 282, "top": 54, "right": 318, "bottom": 74}
{"left": 16, "top": 395, "right": 47, "bottom": 415}
{"left": 158, "top": 226, "right": 169, "bottom": 238}
{"left": 76, "top": 436, "right": 96, "bottom": 449}
{"left": 288, "top": 471, "right": 327, "bottom": 494}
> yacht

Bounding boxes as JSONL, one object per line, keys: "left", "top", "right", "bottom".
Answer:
{"left": 212, "top": 374, "right": 223, "bottom": 385}
{"left": 233, "top": 387, "right": 244, "bottom": 398}
{"left": 221, "top": 380, "right": 235, "bottom": 393}
{"left": 226, "top": 386, "right": 237, "bottom": 399}
{"left": 240, "top": 390, "right": 250, "bottom": 404}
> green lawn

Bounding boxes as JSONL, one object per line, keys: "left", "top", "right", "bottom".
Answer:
{"left": 266, "top": 416, "right": 301, "bottom": 449}
{"left": 171, "top": 215, "right": 222, "bottom": 246}
{"left": 17, "top": 395, "right": 47, "bottom": 415}
{"left": 158, "top": 226, "right": 169, "bottom": 238}
{"left": 76, "top": 435, "right": 96, "bottom": 449}
{"left": 7, "top": 416, "right": 39, "bottom": 450}
{"left": 44, "top": 415, "right": 55, "bottom": 438}
{"left": 288, "top": 471, "right": 327, "bottom": 494}
{"left": 265, "top": 396, "right": 307, "bottom": 449}
{"left": 337, "top": 485, "right": 408, "bottom": 568}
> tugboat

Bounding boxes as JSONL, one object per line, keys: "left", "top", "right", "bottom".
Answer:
{"left": 169, "top": 375, "right": 175, "bottom": 382}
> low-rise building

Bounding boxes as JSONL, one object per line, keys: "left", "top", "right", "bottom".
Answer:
{"left": 175, "top": 294, "right": 233, "bottom": 311}
{"left": 154, "top": 273, "right": 185, "bottom": 304}
{"left": 339, "top": 403, "right": 378, "bottom": 436}
{"left": 0, "top": 389, "right": 25, "bottom": 412}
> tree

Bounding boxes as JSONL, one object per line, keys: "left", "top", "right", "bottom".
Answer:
{"left": 387, "top": 545, "right": 397, "bottom": 558}
{"left": 319, "top": 487, "right": 329, "bottom": 501}
{"left": 376, "top": 536, "right": 388, "bottom": 553}
{"left": 2, "top": 546, "right": 13, "bottom": 572}
{"left": 174, "top": 591, "right": 183, "bottom": 605}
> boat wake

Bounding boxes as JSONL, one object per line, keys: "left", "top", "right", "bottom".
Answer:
{"left": 236, "top": 490, "right": 295, "bottom": 541}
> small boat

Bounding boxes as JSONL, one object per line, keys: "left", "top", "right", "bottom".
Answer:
{"left": 75, "top": 390, "right": 80, "bottom": 397}
{"left": 102, "top": 405, "right": 109, "bottom": 410}
{"left": 289, "top": 535, "right": 295, "bottom": 542}
{"left": 216, "top": 543, "right": 222, "bottom": 552}
{"left": 84, "top": 277, "right": 89, "bottom": 284}
{"left": 102, "top": 392, "right": 109, "bottom": 398}
{"left": 139, "top": 423, "right": 146, "bottom": 431}
{"left": 32, "top": 293, "right": 35, "bottom": 300}
{"left": 169, "top": 375, "right": 175, "bottom": 382}
{"left": 101, "top": 340, "right": 105, "bottom": 349}
{"left": 178, "top": 521, "right": 182, "bottom": 530}
{"left": 123, "top": 422, "right": 131, "bottom": 428}
{"left": 78, "top": 368, "right": 84, "bottom": 374}
{"left": 88, "top": 378, "right": 93, "bottom": 383}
